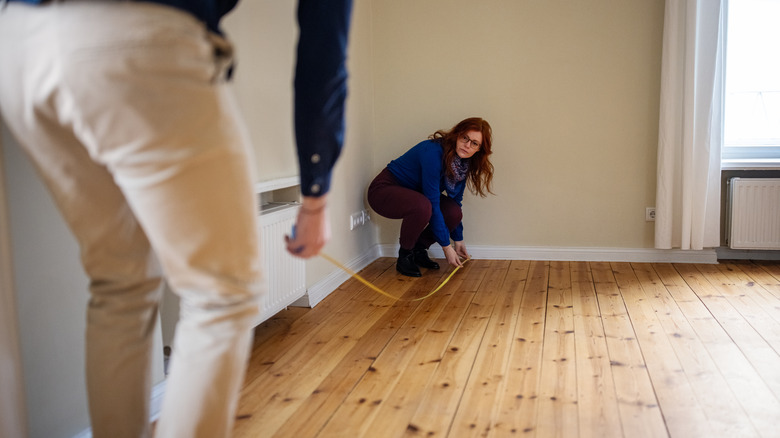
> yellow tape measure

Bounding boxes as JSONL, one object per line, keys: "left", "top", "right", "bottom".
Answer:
{"left": 319, "top": 252, "right": 470, "bottom": 301}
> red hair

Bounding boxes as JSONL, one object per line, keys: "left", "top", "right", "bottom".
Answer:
{"left": 430, "top": 117, "right": 494, "bottom": 197}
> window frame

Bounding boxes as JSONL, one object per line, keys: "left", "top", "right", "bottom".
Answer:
{"left": 721, "top": 0, "right": 780, "bottom": 169}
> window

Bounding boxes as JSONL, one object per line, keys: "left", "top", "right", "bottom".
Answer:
{"left": 722, "top": 0, "right": 780, "bottom": 168}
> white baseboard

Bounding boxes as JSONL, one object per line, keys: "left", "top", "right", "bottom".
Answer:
{"left": 294, "top": 244, "right": 720, "bottom": 312}
{"left": 377, "top": 244, "right": 719, "bottom": 264}
{"left": 149, "top": 379, "right": 166, "bottom": 423}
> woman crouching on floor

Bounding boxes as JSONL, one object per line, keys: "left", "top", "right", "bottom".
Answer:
{"left": 367, "top": 117, "right": 495, "bottom": 277}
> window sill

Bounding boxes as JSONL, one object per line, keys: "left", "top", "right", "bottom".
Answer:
{"left": 721, "top": 159, "right": 780, "bottom": 170}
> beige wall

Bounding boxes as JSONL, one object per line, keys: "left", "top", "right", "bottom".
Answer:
{"left": 224, "top": 1, "right": 299, "bottom": 181}
{"left": 370, "top": 0, "right": 664, "bottom": 249}
{"left": 306, "top": 0, "right": 378, "bottom": 282}
{"left": 0, "top": 127, "right": 28, "bottom": 438}
{"left": 225, "top": 0, "right": 667, "bottom": 272}
{"left": 225, "top": 1, "right": 377, "bottom": 286}
{"left": 226, "top": 0, "right": 667, "bottom": 261}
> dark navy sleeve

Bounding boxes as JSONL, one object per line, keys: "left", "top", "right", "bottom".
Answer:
{"left": 8, "top": 0, "right": 238, "bottom": 35}
{"left": 294, "top": 0, "right": 353, "bottom": 197}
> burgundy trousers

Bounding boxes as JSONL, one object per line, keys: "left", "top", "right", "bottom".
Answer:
{"left": 367, "top": 168, "right": 462, "bottom": 250}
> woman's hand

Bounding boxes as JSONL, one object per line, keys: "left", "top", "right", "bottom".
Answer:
{"left": 442, "top": 244, "right": 464, "bottom": 268}
{"left": 453, "top": 240, "right": 469, "bottom": 260}
{"left": 285, "top": 195, "right": 330, "bottom": 258}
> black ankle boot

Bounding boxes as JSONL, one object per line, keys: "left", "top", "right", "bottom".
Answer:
{"left": 412, "top": 248, "right": 440, "bottom": 270}
{"left": 397, "top": 248, "right": 422, "bottom": 277}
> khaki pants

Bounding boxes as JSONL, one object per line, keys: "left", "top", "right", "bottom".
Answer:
{"left": 0, "top": 2, "right": 263, "bottom": 437}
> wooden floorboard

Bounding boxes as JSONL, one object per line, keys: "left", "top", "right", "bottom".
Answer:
{"left": 234, "top": 258, "right": 780, "bottom": 438}
{"left": 570, "top": 261, "right": 622, "bottom": 438}
{"left": 631, "top": 263, "right": 754, "bottom": 437}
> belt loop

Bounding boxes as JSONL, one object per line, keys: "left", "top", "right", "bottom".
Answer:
{"left": 208, "top": 32, "right": 236, "bottom": 83}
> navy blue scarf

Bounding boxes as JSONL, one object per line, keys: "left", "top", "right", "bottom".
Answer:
{"left": 446, "top": 156, "right": 469, "bottom": 192}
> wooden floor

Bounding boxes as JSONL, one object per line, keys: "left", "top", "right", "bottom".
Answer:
{"left": 233, "top": 258, "right": 780, "bottom": 438}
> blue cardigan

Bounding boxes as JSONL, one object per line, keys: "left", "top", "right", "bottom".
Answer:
{"left": 387, "top": 140, "right": 465, "bottom": 247}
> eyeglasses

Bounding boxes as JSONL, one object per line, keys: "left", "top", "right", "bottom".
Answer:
{"left": 459, "top": 134, "right": 481, "bottom": 150}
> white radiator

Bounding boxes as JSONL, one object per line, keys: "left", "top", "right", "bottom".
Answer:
{"left": 728, "top": 178, "right": 780, "bottom": 250}
{"left": 255, "top": 203, "right": 306, "bottom": 325}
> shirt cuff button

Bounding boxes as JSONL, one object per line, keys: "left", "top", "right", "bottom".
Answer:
{"left": 311, "top": 154, "right": 321, "bottom": 164}
{"left": 310, "top": 184, "right": 321, "bottom": 194}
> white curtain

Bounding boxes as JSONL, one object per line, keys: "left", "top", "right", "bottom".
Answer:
{"left": 655, "top": 0, "right": 727, "bottom": 250}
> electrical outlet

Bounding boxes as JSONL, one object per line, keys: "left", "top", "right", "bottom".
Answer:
{"left": 646, "top": 207, "right": 656, "bottom": 222}
{"left": 349, "top": 210, "right": 370, "bottom": 230}
{"left": 349, "top": 212, "right": 359, "bottom": 230}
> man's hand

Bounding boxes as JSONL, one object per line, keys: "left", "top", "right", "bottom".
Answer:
{"left": 285, "top": 195, "right": 330, "bottom": 258}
